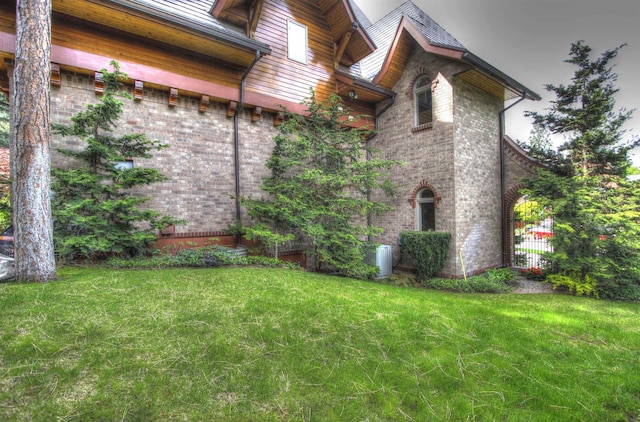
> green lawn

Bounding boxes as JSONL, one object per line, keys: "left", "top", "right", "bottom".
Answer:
{"left": 1, "top": 267, "right": 638, "bottom": 421}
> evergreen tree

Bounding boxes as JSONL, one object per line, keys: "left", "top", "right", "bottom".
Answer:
{"left": 523, "top": 41, "right": 640, "bottom": 300}
{"left": 52, "top": 61, "right": 182, "bottom": 260}
{"left": 243, "top": 90, "right": 401, "bottom": 279}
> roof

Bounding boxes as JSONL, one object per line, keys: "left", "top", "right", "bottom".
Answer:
{"left": 100, "top": 0, "right": 270, "bottom": 54}
{"left": 357, "top": 0, "right": 539, "bottom": 101}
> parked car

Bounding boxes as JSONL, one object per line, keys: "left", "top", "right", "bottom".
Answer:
{"left": 0, "top": 225, "right": 14, "bottom": 257}
{"left": 526, "top": 224, "right": 553, "bottom": 239}
{"left": 0, "top": 252, "right": 14, "bottom": 281}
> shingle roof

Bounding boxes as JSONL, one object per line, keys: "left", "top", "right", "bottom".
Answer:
{"left": 355, "top": 0, "right": 539, "bottom": 100}
{"left": 347, "top": 0, "right": 372, "bottom": 29}
{"left": 110, "top": 0, "right": 269, "bottom": 52}
{"left": 358, "top": 0, "right": 464, "bottom": 80}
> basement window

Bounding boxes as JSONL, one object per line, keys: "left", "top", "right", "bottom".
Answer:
{"left": 287, "top": 20, "right": 308, "bottom": 64}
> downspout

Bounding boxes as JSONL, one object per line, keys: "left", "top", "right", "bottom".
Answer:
{"left": 366, "top": 95, "right": 396, "bottom": 242}
{"left": 233, "top": 50, "right": 262, "bottom": 244}
{"left": 499, "top": 92, "right": 526, "bottom": 267}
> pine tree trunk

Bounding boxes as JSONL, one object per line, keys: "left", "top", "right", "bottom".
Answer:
{"left": 10, "top": 0, "right": 56, "bottom": 281}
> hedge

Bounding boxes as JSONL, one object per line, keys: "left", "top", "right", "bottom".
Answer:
{"left": 400, "top": 231, "right": 451, "bottom": 281}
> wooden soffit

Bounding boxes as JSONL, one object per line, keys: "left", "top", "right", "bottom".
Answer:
{"left": 456, "top": 69, "right": 523, "bottom": 101}
{"left": 373, "top": 16, "right": 464, "bottom": 90}
{"left": 318, "top": 0, "right": 375, "bottom": 66}
{"left": 52, "top": 0, "right": 265, "bottom": 68}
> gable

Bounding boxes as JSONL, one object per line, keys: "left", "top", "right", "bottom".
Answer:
{"left": 358, "top": 1, "right": 539, "bottom": 101}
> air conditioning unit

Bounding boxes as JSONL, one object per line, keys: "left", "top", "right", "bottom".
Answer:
{"left": 365, "top": 245, "right": 393, "bottom": 279}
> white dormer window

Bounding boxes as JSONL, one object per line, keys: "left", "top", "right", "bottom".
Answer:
{"left": 287, "top": 20, "right": 308, "bottom": 64}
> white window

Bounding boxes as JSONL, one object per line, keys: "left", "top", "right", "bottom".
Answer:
{"left": 115, "top": 160, "right": 133, "bottom": 170}
{"left": 414, "top": 75, "right": 433, "bottom": 127}
{"left": 287, "top": 20, "right": 308, "bottom": 64}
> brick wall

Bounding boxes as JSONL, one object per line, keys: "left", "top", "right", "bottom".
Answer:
{"left": 49, "top": 71, "right": 278, "bottom": 234}
{"left": 453, "top": 78, "right": 503, "bottom": 275}
{"left": 370, "top": 48, "right": 462, "bottom": 275}
{"left": 371, "top": 47, "right": 507, "bottom": 277}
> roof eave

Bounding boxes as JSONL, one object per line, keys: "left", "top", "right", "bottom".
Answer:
{"left": 106, "top": 0, "right": 271, "bottom": 55}
{"left": 462, "top": 52, "right": 540, "bottom": 101}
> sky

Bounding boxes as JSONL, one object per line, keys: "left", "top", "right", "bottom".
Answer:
{"left": 353, "top": 0, "right": 640, "bottom": 162}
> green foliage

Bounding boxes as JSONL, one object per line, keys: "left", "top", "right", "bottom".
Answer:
{"left": 514, "top": 199, "right": 546, "bottom": 226}
{"left": 422, "top": 273, "right": 513, "bottom": 293}
{"left": 547, "top": 272, "right": 598, "bottom": 297}
{"left": 486, "top": 268, "right": 516, "bottom": 283}
{"left": 242, "top": 89, "right": 402, "bottom": 279}
{"left": 107, "top": 245, "right": 300, "bottom": 270}
{"left": 0, "top": 92, "right": 8, "bottom": 148}
{"left": 399, "top": 231, "right": 451, "bottom": 281}
{"left": 522, "top": 42, "right": 640, "bottom": 300}
{"left": 52, "top": 61, "right": 183, "bottom": 261}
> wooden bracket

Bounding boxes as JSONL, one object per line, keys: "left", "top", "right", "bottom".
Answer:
{"left": 273, "top": 111, "right": 284, "bottom": 127}
{"left": 134, "top": 80, "right": 143, "bottom": 100}
{"left": 199, "top": 95, "right": 210, "bottom": 113}
{"left": 226, "top": 101, "right": 238, "bottom": 117}
{"left": 94, "top": 71, "right": 104, "bottom": 94}
{"left": 248, "top": 0, "right": 264, "bottom": 38}
{"left": 251, "top": 106, "right": 262, "bottom": 122}
{"left": 168, "top": 88, "right": 178, "bottom": 106}
{"left": 50, "top": 63, "right": 61, "bottom": 87}
{"left": 334, "top": 31, "right": 352, "bottom": 69}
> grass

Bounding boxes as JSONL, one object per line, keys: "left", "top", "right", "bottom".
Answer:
{"left": 1, "top": 267, "right": 639, "bottom": 421}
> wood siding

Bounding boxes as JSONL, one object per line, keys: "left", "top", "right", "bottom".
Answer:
{"left": 248, "top": 0, "right": 337, "bottom": 105}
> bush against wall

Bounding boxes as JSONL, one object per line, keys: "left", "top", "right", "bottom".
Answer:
{"left": 242, "top": 89, "right": 402, "bottom": 279}
{"left": 51, "top": 61, "right": 183, "bottom": 261}
{"left": 400, "top": 231, "right": 451, "bottom": 281}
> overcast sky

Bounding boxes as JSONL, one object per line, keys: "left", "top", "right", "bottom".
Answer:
{"left": 353, "top": 0, "right": 639, "bottom": 161}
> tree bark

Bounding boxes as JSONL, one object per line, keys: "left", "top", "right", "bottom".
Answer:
{"left": 10, "top": 0, "right": 56, "bottom": 281}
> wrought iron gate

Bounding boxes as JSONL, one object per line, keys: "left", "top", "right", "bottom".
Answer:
{"left": 512, "top": 196, "right": 553, "bottom": 268}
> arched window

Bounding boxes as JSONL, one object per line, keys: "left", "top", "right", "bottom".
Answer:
{"left": 417, "top": 188, "right": 435, "bottom": 231}
{"left": 413, "top": 75, "right": 433, "bottom": 127}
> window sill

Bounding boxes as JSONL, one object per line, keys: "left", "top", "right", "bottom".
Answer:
{"left": 412, "top": 122, "right": 433, "bottom": 133}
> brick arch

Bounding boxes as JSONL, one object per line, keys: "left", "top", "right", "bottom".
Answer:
{"left": 405, "top": 67, "right": 439, "bottom": 99}
{"left": 408, "top": 181, "right": 442, "bottom": 209}
{"left": 504, "top": 183, "right": 526, "bottom": 214}
{"left": 502, "top": 183, "right": 527, "bottom": 267}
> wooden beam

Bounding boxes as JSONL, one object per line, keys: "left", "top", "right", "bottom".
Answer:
{"left": 248, "top": 0, "right": 264, "bottom": 38}
{"left": 334, "top": 31, "right": 352, "bottom": 69}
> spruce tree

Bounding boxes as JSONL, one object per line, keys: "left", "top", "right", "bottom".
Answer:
{"left": 243, "top": 90, "right": 401, "bottom": 279}
{"left": 52, "top": 61, "right": 182, "bottom": 260}
{"left": 523, "top": 41, "right": 640, "bottom": 300}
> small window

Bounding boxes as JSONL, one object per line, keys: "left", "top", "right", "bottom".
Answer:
{"left": 287, "top": 20, "right": 308, "bottom": 64}
{"left": 417, "top": 188, "right": 435, "bottom": 231}
{"left": 115, "top": 160, "right": 133, "bottom": 170}
{"left": 414, "top": 75, "right": 433, "bottom": 127}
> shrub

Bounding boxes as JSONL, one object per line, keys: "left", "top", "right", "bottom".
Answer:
{"left": 107, "top": 246, "right": 301, "bottom": 270}
{"left": 486, "top": 268, "right": 516, "bottom": 283}
{"left": 422, "top": 274, "right": 513, "bottom": 294}
{"left": 400, "top": 231, "right": 451, "bottom": 281}
{"left": 547, "top": 272, "right": 598, "bottom": 297}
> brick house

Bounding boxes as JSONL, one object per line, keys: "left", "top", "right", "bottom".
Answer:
{"left": 0, "top": 0, "right": 539, "bottom": 277}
